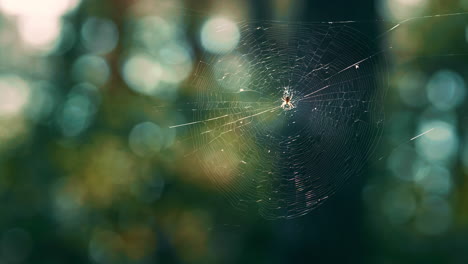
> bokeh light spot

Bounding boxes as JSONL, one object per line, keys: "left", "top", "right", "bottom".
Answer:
{"left": 81, "top": 17, "right": 119, "bottom": 55}
{"left": 426, "top": 70, "right": 466, "bottom": 111}
{"left": 200, "top": 17, "right": 240, "bottom": 54}
{"left": 378, "top": 0, "right": 428, "bottom": 20}
{"left": 159, "top": 42, "right": 193, "bottom": 84}
{"left": 133, "top": 16, "right": 178, "bottom": 50}
{"left": 0, "top": 0, "right": 80, "bottom": 17}
{"left": 416, "top": 165, "right": 452, "bottom": 195}
{"left": 128, "top": 122, "right": 164, "bottom": 157}
{"left": 415, "top": 120, "right": 458, "bottom": 162}
{"left": 18, "top": 16, "right": 62, "bottom": 53}
{"left": 72, "top": 55, "right": 110, "bottom": 86}
{"left": 122, "top": 53, "right": 162, "bottom": 96}
{"left": 0, "top": 74, "right": 30, "bottom": 118}
{"left": 58, "top": 83, "right": 99, "bottom": 137}
{"left": 25, "top": 81, "right": 56, "bottom": 122}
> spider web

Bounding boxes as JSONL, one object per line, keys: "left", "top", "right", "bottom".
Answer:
{"left": 170, "top": 21, "right": 387, "bottom": 219}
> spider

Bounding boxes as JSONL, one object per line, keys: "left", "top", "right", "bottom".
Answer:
{"left": 281, "top": 94, "right": 294, "bottom": 110}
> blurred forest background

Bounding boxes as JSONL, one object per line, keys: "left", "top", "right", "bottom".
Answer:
{"left": 0, "top": 0, "right": 467, "bottom": 263}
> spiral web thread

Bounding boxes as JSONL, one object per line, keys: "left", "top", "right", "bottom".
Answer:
{"left": 173, "top": 21, "right": 388, "bottom": 219}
